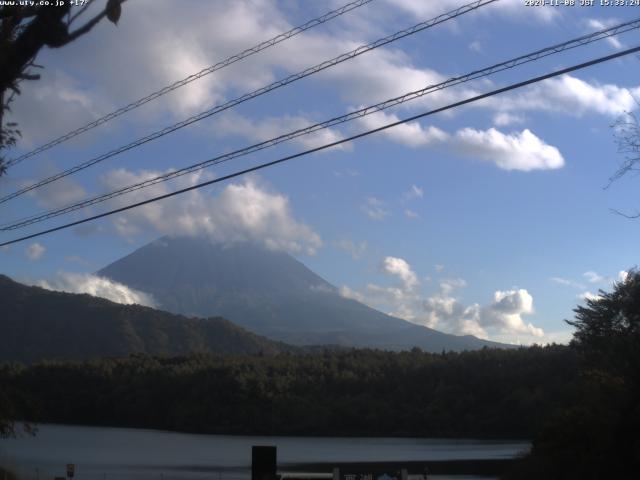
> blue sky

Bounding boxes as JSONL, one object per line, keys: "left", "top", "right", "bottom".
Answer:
{"left": 1, "top": 0, "right": 640, "bottom": 344}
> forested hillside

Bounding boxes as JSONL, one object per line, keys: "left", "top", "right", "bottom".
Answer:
{"left": 0, "top": 346, "right": 576, "bottom": 439}
{"left": 0, "top": 275, "right": 293, "bottom": 362}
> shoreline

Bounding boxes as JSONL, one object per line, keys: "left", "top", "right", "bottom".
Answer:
{"left": 280, "top": 459, "right": 516, "bottom": 476}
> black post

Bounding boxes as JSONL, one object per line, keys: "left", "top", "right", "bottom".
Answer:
{"left": 251, "top": 446, "right": 277, "bottom": 480}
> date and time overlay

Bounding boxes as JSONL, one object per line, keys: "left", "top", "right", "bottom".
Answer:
{"left": 526, "top": 0, "right": 640, "bottom": 7}
{"left": 1, "top": 0, "right": 639, "bottom": 9}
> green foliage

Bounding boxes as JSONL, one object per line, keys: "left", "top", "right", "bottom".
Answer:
{"left": 506, "top": 270, "right": 640, "bottom": 479}
{"left": 0, "top": 366, "right": 37, "bottom": 439}
{"left": 0, "top": 275, "right": 295, "bottom": 363}
{"left": 0, "top": 345, "right": 576, "bottom": 439}
{"left": 0, "top": 2, "right": 125, "bottom": 177}
{"left": 569, "top": 269, "right": 640, "bottom": 377}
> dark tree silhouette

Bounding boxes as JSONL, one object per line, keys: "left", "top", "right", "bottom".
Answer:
{"left": 569, "top": 269, "right": 640, "bottom": 361}
{"left": 0, "top": 0, "right": 124, "bottom": 176}
{"left": 0, "top": 1, "right": 124, "bottom": 434}
{"left": 610, "top": 109, "right": 640, "bottom": 217}
{"left": 611, "top": 111, "right": 640, "bottom": 181}
{"left": 507, "top": 270, "right": 640, "bottom": 479}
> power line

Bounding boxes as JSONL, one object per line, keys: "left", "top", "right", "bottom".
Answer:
{"left": 0, "top": 0, "right": 497, "bottom": 205}
{"left": 3, "top": 0, "right": 375, "bottom": 168}
{"left": 2, "top": 44, "right": 638, "bottom": 248}
{"left": 2, "top": 17, "right": 638, "bottom": 232}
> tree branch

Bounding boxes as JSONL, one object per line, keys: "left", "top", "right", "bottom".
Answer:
{"left": 68, "top": 0, "right": 96, "bottom": 25}
{"left": 610, "top": 208, "right": 640, "bottom": 219}
{"left": 57, "top": 0, "right": 127, "bottom": 45}
{"left": 0, "top": 6, "right": 40, "bottom": 19}
{"left": 64, "top": 8, "right": 109, "bottom": 44}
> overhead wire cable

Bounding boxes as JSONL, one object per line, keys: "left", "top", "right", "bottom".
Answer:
{"left": 0, "top": 0, "right": 498, "bottom": 205}
{"left": 2, "top": 17, "right": 638, "bottom": 231}
{"left": 1, "top": 43, "right": 639, "bottom": 247}
{"left": 4, "top": 0, "right": 376, "bottom": 168}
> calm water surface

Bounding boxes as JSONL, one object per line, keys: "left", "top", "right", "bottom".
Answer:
{"left": 0, "top": 424, "right": 529, "bottom": 480}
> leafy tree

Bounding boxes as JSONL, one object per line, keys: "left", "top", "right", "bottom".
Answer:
{"left": 507, "top": 270, "right": 640, "bottom": 479}
{"left": 0, "top": 0, "right": 124, "bottom": 175}
{"left": 0, "top": 1, "right": 124, "bottom": 432}
{"left": 568, "top": 269, "right": 640, "bottom": 376}
{"left": 0, "top": 369, "right": 36, "bottom": 439}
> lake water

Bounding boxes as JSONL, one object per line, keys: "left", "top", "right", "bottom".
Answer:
{"left": 0, "top": 424, "right": 529, "bottom": 480}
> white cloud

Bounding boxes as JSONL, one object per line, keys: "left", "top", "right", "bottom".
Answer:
{"left": 487, "top": 289, "right": 543, "bottom": 336}
{"left": 580, "top": 291, "right": 602, "bottom": 302}
{"left": 383, "top": 0, "right": 559, "bottom": 24}
{"left": 26, "top": 243, "right": 45, "bottom": 261}
{"left": 495, "top": 75, "right": 640, "bottom": 118}
{"left": 7, "top": 0, "right": 626, "bottom": 159}
{"left": 24, "top": 172, "right": 87, "bottom": 209}
{"left": 538, "top": 330, "right": 573, "bottom": 345}
{"left": 366, "top": 283, "right": 418, "bottom": 314}
{"left": 6, "top": 0, "right": 619, "bottom": 186}
{"left": 468, "top": 40, "right": 482, "bottom": 53}
{"left": 333, "top": 169, "right": 359, "bottom": 178}
{"left": 65, "top": 255, "right": 92, "bottom": 267}
{"left": 310, "top": 283, "right": 335, "bottom": 294}
{"left": 339, "top": 256, "right": 423, "bottom": 320}
{"left": 557, "top": 269, "right": 629, "bottom": 295}
{"left": 90, "top": 0, "right": 290, "bottom": 117}
{"left": 339, "top": 285, "right": 366, "bottom": 303}
{"left": 353, "top": 118, "right": 564, "bottom": 172}
{"left": 340, "top": 259, "right": 544, "bottom": 342}
{"left": 37, "top": 272, "right": 156, "bottom": 307}
{"left": 402, "top": 184, "right": 424, "bottom": 201}
{"left": 382, "top": 256, "right": 419, "bottom": 290}
{"left": 362, "top": 196, "right": 389, "bottom": 220}
{"left": 586, "top": 19, "right": 623, "bottom": 49}
{"left": 422, "top": 294, "right": 486, "bottom": 338}
{"left": 440, "top": 277, "right": 467, "bottom": 295}
{"left": 453, "top": 128, "right": 564, "bottom": 171}
{"left": 335, "top": 239, "right": 367, "bottom": 259}
{"left": 492, "top": 289, "right": 533, "bottom": 316}
{"left": 212, "top": 111, "right": 348, "bottom": 151}
{"left": 11, "top": 70, "right": 114, "bottom": 147}
{"left": 550, "top": 277, "right": 585, "bottom": 289}
{"left": 421, "top": 286, "right": 544, "bottom": 340}
{"left": 329, "top": 49, "right": 463, "bottom": 108}
{"left": 498, "top": 0, "right": 560, "bottom": 22}
{"left": 101, "top": 171, "right": 322, "bottom": 255}
{"left": 8, "top": 1, "right": 319, "bottom": 140}
{"left": 493, "top": 112, "right": 524, "bottom": 127}
{"left": 381, "top": 0, "right": 464, "bottom": 19}
{"left": 404, "top": 209, "right": 419, "bottom": 219}
{"left": 583, "top": 270, "right": 607, "bottom": 284}
{"left": 357, "top": 110, "right": 449, "bottom": 148}
{"left": 418, "top": 278, "right": 481, "bottom": 336}
{"left": 10, "top": 0, "right": 478, "bottom": 148}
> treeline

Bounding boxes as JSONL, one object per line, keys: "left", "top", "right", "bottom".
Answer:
{"left": 0, "top": 345, "right": 577, "bottom": 439}
{"left": 4, "top": 273, "right": 640, "bottom": 479}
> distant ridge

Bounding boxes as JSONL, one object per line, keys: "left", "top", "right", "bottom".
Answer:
{"left": 98, "top": 236, "right": 511, "bottom": 352}
{"left": 0, "top": 274, "right": 294, "bottom": 363}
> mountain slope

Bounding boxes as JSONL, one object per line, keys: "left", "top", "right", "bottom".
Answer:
{"left": 98, "top": 236, "right": 510, "bottom": 351}
{"left": 0, "top": 275, "right": 293, "bottom": 363}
